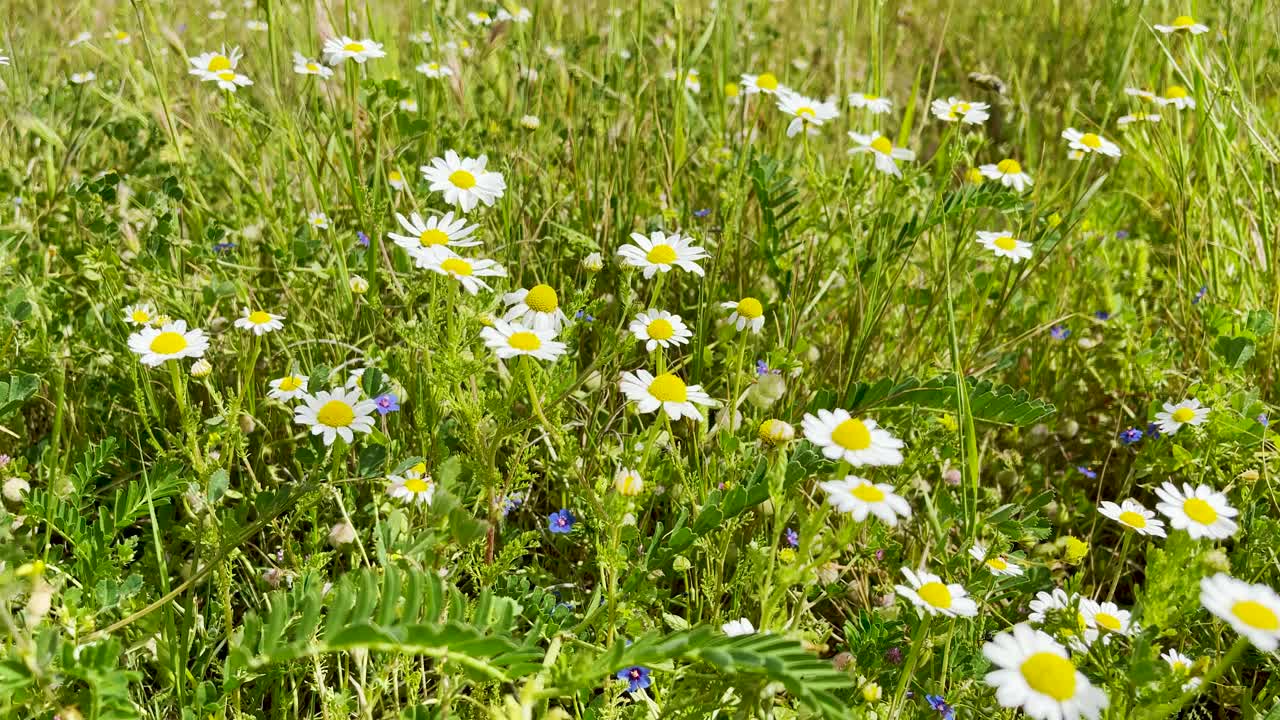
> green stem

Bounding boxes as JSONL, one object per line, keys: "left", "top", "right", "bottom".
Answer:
{"left": 890, "top": 614, "right": 933, "bottom": 717}
{"left": 1149, "top": 636, "right": 1249, "bottom": 720}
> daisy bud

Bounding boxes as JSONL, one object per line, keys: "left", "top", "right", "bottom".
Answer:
{"left": 328, "top": 521, "right": 357, "bottom": 547}
{"left": 613, "top": 468, "right": 643, "bottom": 496}
{"left": 1202, "top": 549, "right": 1231, "bottom": 573}
{"left": 3, "top": 477, "right": 30, "bottom": 503}
{"left": 757, "top": 418, "right": 795, "bottom": 445}
{"left": 581, "top": 252, "right": 604, "bottom": 272}
{"left": 861, "top": 682, "right": 883, "bottom": 703}
{"left": 190, "top": 359, "right": 212, "bottom": 378}
{"left": 349, "top": 274, "right": 369, "bottom": 294}
{"left": 519, "top": 114, "right": 541, "bottom": 129}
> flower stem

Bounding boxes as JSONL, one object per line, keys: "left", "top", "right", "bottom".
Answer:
{"left": 1149, "top": 635, "right": 1249, "bottom": 720}
{"left": 890, "top": 614, "right": 932, "bottom": 717}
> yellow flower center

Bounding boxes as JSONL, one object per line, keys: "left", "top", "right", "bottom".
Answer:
{"left": 440, "top": 258, "right": 473, "bottom": 276}
{"left": 954, "top": 102, "right": 971, "bottom": 113}
{"left": 646, "top": 243, "right": 677, "bottom": 264}
{"left": 1182, "top": 498, "right": 1218, "bottom": 525}
{"left": 1232, "top": 601, "right": 1279, "bottom": 630}
{"left": 414, "top": 229, "right": 449, "bottom": 248}
{"left": 508, "top": 331, "right": 542, "bottom": 351}
{"left": 343, "top": 42, "right": 366, "bottom": 53}
{"left": 1171, "top": 407, "right": 1196, "bottom": 423}
{"left": 996, "top": 158, "right": 1023, "bottom": 174}
{"left": 1118, "top": 511, "right": 1147, "bottom": 528}
{"left": 1095, "top": 613, "right": 1122, "bottom": 631}
{"left": 851, "top": 483, "right": 886, "bottom": 503}
{"left": 989, "top": 236, "right": 1018, "bottom": 252}
{"left": 116, "top": 32, "right": 129, "bottom": 40}
{"left": 646, "top": 318, "right": 675, "bottom": 341}
{"left": 966, "top": 167, "right": 984, "bottom": 184}
{"left": 306, "top": 62, "right": 319, "bottom": 72}
{"left": 525, "top": 284, "right": 558, "bottom": 312}
{"left": 248, "top": 311, "right": 272, "bottom": 325}
{"left": 149, "top": 332, "right": 188, "bottom": 355}
{"left": 279, "top": 376, "right": 303, "bottom": 391}
{"left": 870, "top": 136, "right": 894, "bottom": 155}
{"left": 796, "top": 106, "right": 815, "bottom": 119}
{"left": 1021, "top": 653, "right": 1076, "bottom": 701}
{"left": 863, "top": 93, "right": 878, "bottom": 100}
{"left": 449, "top": 169, "right": 477, "bottom": 189}
{"left": 724, "top": 82, "right": 740, "bottom": 97}
{"left": 1080, "top": 133, "right": 1102, "bottom": 149}
{"left": 736, "top": 297, "right": 763, "bottom": 319}
{"left": 917, "top": 582, "right": 952, "bottom": 609}
{"left": 648, "top": 373, "right": 688, "bottom": 403}
{"left": 404, "top": 477, "right": 430, "bottom": 494}
{"left": 475, "top": 11, "right": 490, "bottom": 19}
{"left": 831, "top": 418, "right": 872, "bottom": 451}
{"left": 317, "top": 400, "right": 355, "bottom": 427}
{"left": 1164, "top": 85, "right": 1188, "bottom": 99}
{"left": 217, "top": 71, "right": 237, "bottom": 81}
{"left": 986, "top": 557, "right": 1009, "bottom": 571}
{"left": 208, "top": 55, "right": 232, "bottom": 72}
{"left": 1172, "top": 15, "right": 1195, "bottom": 27}
{"left": 757, "top": 72, "right": 778, "bottom": 90}
{"left": 131, "top": 310, "right": 151, "bottom": 323}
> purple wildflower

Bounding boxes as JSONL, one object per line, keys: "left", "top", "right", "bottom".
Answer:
{"left": 926, "top": 694, "right": 956, "bottom": 720}
{"left": 616, "top": 666, "right": 652, "bottom": 693}
{"left": 1076, "top": 466, "right": 1097, "bottom": 479}
{"left": 356, "top": 231, "right": 370, "bottom": 248}
{"left": 1050, "top": 325, "right": 1070, "bottom": 340}
{"left": 785, "top": 528, "right": 799, "bottom": 548}
{"left": 549, "top": 509, "right": 575, "bottom": 534}
{"left": 1093, "top": 310, "right": 1110, "bottom": 321}
{"left": 373, "top": 393, "right": 400, "bottom": 415}
{"left": 1119, "top": 428, "right": 1143, "bottom": 445}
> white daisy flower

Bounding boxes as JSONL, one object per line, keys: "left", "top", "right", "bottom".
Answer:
{"left": 614, "top": 467, "right": 644, "bottom": 496}
{"left": 112, "top": 31, "right": 132, "bottom": 45}
{"left": 245, "top": 20, "right": 268, "bottom": 32}
{"left": 503, "top": 285, "right": 570, "bottom": 333}
{"left": 663, "top": 68, "right": 701, "bottom": 93}
{"left": 409, "top": 31, "right": 433, "bottom": 45}
{"left": 234, "top": 308, "right": 285, "bottom": 335}
{"left": 420, "top": 150, "right": 506, "bottom": 212}
{"left": 70, "top": 71, "right": 96, "bottom": 85}
{"left": 895, "top": 567, "right": 978, "bottom": 618}
{"left": 1081, "top": 600, "right": 1134, "bottom": 637}
{"left": 818, "top": 476, "right": 912, "bottom": 526}
{"left": 983, "top": 624, "right": 1108, "bottom": 720}
{"left": 1199, "top": 574, "right": 1280, "bottom": 651}
{"left": 519, "top": 114, "right": 540, "bottom": 129}
{"left": 209, "top": 69, "right": 253, "bottom": 92}
{"left": 292, "top": 52, "right": 334, "bottom": 78}
{"left": 1117, "top": 112, "right": 1161, "bottom": 126}
{"left": 128, "top": 320, "right": 210, "bottom": 367}
{"left": 417, "top": 248, "right": 507, "bottom": 295}
{"left": 398, "top": 99, "right": 419, "bottom": 112}
{"left": 848, "top": 131, "right": 916, "bottom": 177}
{"left": 979, "top": 158, "right": 1034, "bottom": 192}
{"left": 776, "top": 90, "right": 839, "bottom": 137}
{"left": 1161, "top": 649, "right": 1195, "bottom": 673}
{"left": 1124, "top": 87, "right": 1157, "bottom": 102}
{"left": 615, "top": 230, "right": 709, "bottom": 278}
{"left": 293, "top": 387, "right": 377, "bottom": 446}
{"left": 466, "top": 10, "right": 493, "bottom": 26}
{"left": 308, "top": 211, "right": 330, "bottom": 230}
{"left": 388, "top": 211, "right": 482, "bottom": 256}
{"left": 1154, "top": 85, "right": 1195, "bottom": 110}
{"left": 740, "top": 72, "right": 785, "bottom": 95}
{"left": 1154, "top": 15, "right": 1209, "bottom": 34}
{"left": 976, "top": 230, "right": 1034, "bottom": 263}
{"left": 722, "top": 618, "right": 756, "bottom": 636}
{"left": 267, "top": 373, "right": 309, "bottom": 401}
{"left": 323, "top": 36, "right": 386, "bottom": 65}
{"left": 629, "top": 309, "right": 693, "bottom": 352}
{"left": 122, "top": 303, "right": 156, "bottom": 326}
{"left": 619, "top": 369, "right": 717, "bottom": 422}
{"left": 416, "top": 61, "right": 454, "bottom": 78}
{"left": 1154, "top": 398, "right": 1209, "bottom": 435}
{"left": 721, "top": 297, "right": 765, "bottom": 333}
{"left": 1028, "top": 588, "right": 1077, "bottom": 624}
{"left": 930, "top": 96, "right": 990, "bottom": 124}
{"left": 480, "top": 319, "right": 567, "bottom": 362}
{"left": 970, "top": 543, "right": 1025, "bottom": 577}
{"left": 1098, "top": 498, "right": 1166, "bottom": 537}
{"left": 188, "top": 46, "right": 243, "bottom": 78}
{"left": 847, "top": 92, "right": 892, "bottom": 114}
{"left": 1062, "top": 128, "right": 1122, "bottom": 157}
{"left": 208, "top": 10, "right": 228, "bottom": 20}
{"left": 387, "top": 469, "right": 435, "bottom": 506}
{"left": 801, "top": 409, "right": 904, "bottom": 466}
{"left": 1155, "top": 481, "right": 1238, "bottom": 540}
{"left": 69, "top": 31, "right": 93, "bottom": 47}
{"left": 387, "top": 169, "right": 406, "bottom": 190}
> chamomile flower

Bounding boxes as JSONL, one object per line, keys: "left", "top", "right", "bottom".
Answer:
{"left": 188, "top": 46, "right": 243, "bottom": 79}
{"left": 801, "top": 409, "right": 904, "bottom": 466}
{"left": 976, "top": 230, "right": 1034, "bottom": 263}
{"left": 1028, "top": 588, "right": 1076, "bottom": 624}
{"left": 69, "top": 31, "right": 92, "bottom": 47}
{"left": 420, "top": 151, "right": 507, "bottom": 212}
{"left": 629, "top": 309, "right": 692, "bottom": 352}
{"left": 416, "top": 61, "right": 453, "bottom": 78}
{"left": 293, "top": 52, "right": 334, "bottom": 78}
{"left": 614, "top": 467, "right": 644, "bottom": 496}
{"left": 776, "top": 90, "right": 839, "bottom": 137}
{"left": 818, "top": 476, "right": 912, "bottom": 526}
{"left": 895, "top": 568, "right": 978, "bottom": 618}
{"left": 1155, "top": 482, "right": 1238, "bottom": 539}
{"left": 980, "top": 158, "right": 1034, "bottom": 192}
{"left": 721, "top": 297, "right": 765, "bottom": 333}
{"left": 663, "top": 68, "right": 701, "bottom": 93}
{"left": 128, "top": 320, "right": 210, "bottom": 367}
{"left": 758, "top": 418, "right": 796, "bottom": 444}
{"left": 308, "top": 211, "right": 331, "bottom": 230}
{"left": 70, "top": 71, "right": 96, "bottom": 85}
{"left": 619, "top": 369, "right": 717, "bottom": 422}
{"left": 112, "top": 31, "right": 132, "bottom": 45}
{"left": 267, "top": 373, "right": 309, "bottom": 401}
{"left": 848, "top": 131, "right": 916, "bottom": 177}
{"left": 398, "top": 98, "right": 419, "bottom": 112}
{"left": 323, "top": 36, "right": 385, "bottom": 65}
{"left": 209, "top": 69, "right": 253, "bottom": 92}
{"left": 293, "top": 387, "right": 377, "bottom": 445}
{"left": 500, "top": 6, "right": 532, "bottom": 22}
{"left": 409, "top": 31, "right": 433, "bottom": 44}
{"left": 1155, "top": 85, "right": 1195, "bottom": 110}
{"left": 616, "top": 231, "right": 709, "bottom": 278}
{"left": 1082, "top": 601, "right": 1133, "bottom": 637}
{"left": 1199, "top": 574, "right": 1280, "bottom": 651}
{"left": 1154, "top": 15, "right": 1209, "bottom": 34}
{"left": 503, "top": 285, "right": 569, "bottom": 333}
{"left": 1117, "top": 112, "right": 1161, "bottom": 126}
{"left": 418, "top": 248, "right": 508, "bottom": 294}
{"left": 245, "top": 20, "right": 268, "bottom": 32}
{"left": 722, "top": 618, "right": 756, "bottom": 636}
{"left": 1154, "top": 398, "right": 1209, "bottom": 435}
{"left": 234, "top": 308, "right": 285, "bottom": 335}
{"left": 387, "top": 469, "right": 435, "bottom": 506}
{"left": 970, "top": 543, "right": 1025, "bottom": 577}
{"left": 983, "top": 624, "right": 1108, "bottom": 720}
{"left": 847, "top": 92, "right": 892, "bottom": 114}
{"left": 122, "top": 303, "right": 156, "bottom": 326}
{"left": 387, "top": 169, "right": 406, "bottom": 190}
{"left": 467, "top": 10, "right": 493, "bottom": 25}
{"left": 388, "top": 211, "right": 482, "bottom": 255}
{"left": 1098, "top": 498, "right": 1166, "bottom": 537}
{"left": 931, "top": 96, "right": 990, "bottom": 124}
{"left": 1124, "top": 87, "right": 1157, "bottom": 102}
{"left": 480, "top": 319, "right": 567, "bottom": 361}
{"left": 1161, "top": 649, "right": 1195, "bottom": 674}
{"left": 1061, "top": 128, "right": 1122, "bottom": 158}
{"left": 740, "top": 72, "right": 785, "bottom": 95}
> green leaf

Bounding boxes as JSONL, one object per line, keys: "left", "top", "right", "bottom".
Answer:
{"left": 0, "top": 373, "right": 40, "bottom": 421}
{"left": 840, "top": 374, "right": 1055, "bottom": 426}
{"left": 1213, "top": 335, "right": 1255, "bottom": 368}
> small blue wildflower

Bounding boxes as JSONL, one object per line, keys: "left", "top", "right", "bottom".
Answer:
{"left": 1146, "top": 422, "right": 1162, "bottom": 440}
{"left": 1076, "top": 466, "right": 1097, "bottom": 479}
{"left": 373, "top": 393, "right": 400, "bottom": 416}
{"left": 1093, "top": 310, "right": 1110, "bottom": 321}
{"left": 926, "top": 694, "right": 956, "bottom": 720}
{"left": 616, "top": 666, "right": 652, "bottom": 693}
{"left": 693, "top": 208, "right": 711, "bottom": 218}
{"left": 1193, "top": 285, "right": 1208, "bottom": 304}
{"left": 501, "top": 492, "right": 525, "bottom": 517}
{"left": 1050, "top": 325, "right": 1070, "bottom": 340}
{"left": 756, "top": 359, "right": 770, "bottom": 375}
{"left": 213, "top": 241, "right": 237, "bottom": 253}
{"left": 356, "top": 231, "right": 370, "bottom": 248}
{"left": 574, "top": 310, "right": 595, "bottom": 322}
{"left": 1119, "top": 428, "right": 1143, "bottom": 445}
{"left": 785, "top": 528, "right": 799, "bottom": 548}
{"left": 548, "top": 508, "right": 575, "bottom": 534}
{"left": 1259, "top": 414, "right": 1270, "bottom": 428}
{"left": 1114, "top": 230, "right": 1130, "bottom": 240}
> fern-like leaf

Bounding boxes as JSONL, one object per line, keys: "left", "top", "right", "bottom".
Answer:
{"left": 840, "top": 374, "right": 1055, "bottom": 426}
